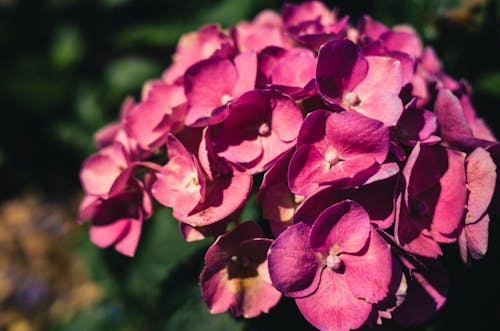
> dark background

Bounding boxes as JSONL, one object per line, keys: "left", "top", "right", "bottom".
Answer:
{"left": 0, "top": 0, "right": 499, "bottom": 330}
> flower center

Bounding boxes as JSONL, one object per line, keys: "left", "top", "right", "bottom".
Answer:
{"left": 258, "top": 122, "right": 271, "bottom": 136}
{"left": 326, "top": 254, "right": 342, "bottom": 271}
{"left": 343, "top": 92, "right": 361, "bottom": 108}
{"left": 221, "top": 94, "right": 232, "bottom": 105}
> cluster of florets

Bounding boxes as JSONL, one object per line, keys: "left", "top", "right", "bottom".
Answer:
{"left": 78, "top": 1, "right": 499, "bottom": 330}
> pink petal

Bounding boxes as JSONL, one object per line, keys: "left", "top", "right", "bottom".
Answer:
{"left": 395, "top": 198, "right": 442, "bottom": 258}
{"left": 358, "top": 15, "right": 388, "bottom": 40}
{"left": 268, "top": 222, "right": 322, "bottom": 298}
{"left": 174, "top": 162, "right": 252, "bottom": 227}
{"left": 354, "top": 56, "right": 402, "bottom": 97}
{"left": 288, "top": 144, "right": 327, "bottom": 195}
{"left": 310, "top": 200, "right": 371, "bottom": 254}
{"left": 295, "top": 271, "right": 372, "bottom": 331}
{"left": 325, "top": 111, "right": 389, "bottom": 163}
{"left": 352, "top": 90, "right": 403, "bottom": 126}
{"left": 434, "top": 89, "right": 473, "bottom": 144}
{"left": 429, "top": 149, "right": 466, "bottom": 239}
{"left": 151, "top": 135, "right": 205, "bottom": 215}
{"left": 465, "top": 147, "right": 497, "bottom": 224}
{"left": 271, "top": 48, "right": 316, "bottom": 88}
{"left": 184, "top": 58, "right": 238, "bottom": 126}
{"left": 393, "top": 257, "right": 448, "bottom": 326}
{"left": 381, "top": 29, "right": 422, "bottom": 59}
{"left": 115, "top": 218, "right": 142, "bottom": 257}
{"left": 268, "top": 90, "right": 303, "bottom": 142}
{"left": 460, "top": 213, "right": 489, "bottom": 263}
{"left": 316, "top": 39, "right": 368, "bottom": 103}
{"left": 231, "top": 51, "right": 257, "bottom": 97}
{"left": 90, "top": 218, "right": 130, "bottom": 248}
{"left": 343, "top": 228, "right": 392, "bottom": 303}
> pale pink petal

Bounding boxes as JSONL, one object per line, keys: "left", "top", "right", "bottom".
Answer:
{"left": 352, "top": 90, "right": 403, "bottom": 126}
{"left": 343, "top": 228, "right": 392, "bottom": 303}
{"left": 465, "top": 147, "right": 497, "bottom": 224}
{"left": 295, "top": 271, "right": 372, "bottom": 331}
{"left": 232, "top": 51, "right": 258, "bottom": 97}
{"left": 271, "top": 48, "right": 316, "bottom": 88}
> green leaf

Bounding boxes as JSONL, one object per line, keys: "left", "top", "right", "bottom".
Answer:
{"left": 75, "top": 84, "right": 105, "bottom": 127}
{"left": 475, "top": 72, "right": 500, "bottom": 97}
{"left": 125, "top": 208, "right": 209, "bottom": 307}
{"left": 239, "top": 193, "right": 261, "bottom": 222}
{"left": 105, "top": 57, "right": 161, "bottom": 96}
{"left": 50, "top": 25, "right": 85, "bottom": 68}
{"left": 158, "top": 282, "right": 245, "bottom": 331}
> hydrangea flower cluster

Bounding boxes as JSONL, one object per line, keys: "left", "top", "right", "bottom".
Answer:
{"left": 78, "top": 1, "right": 499, "bottom": 330}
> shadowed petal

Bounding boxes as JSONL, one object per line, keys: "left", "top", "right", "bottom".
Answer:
{"left": 268, "top": 222, "right": 323, "bottom": 298}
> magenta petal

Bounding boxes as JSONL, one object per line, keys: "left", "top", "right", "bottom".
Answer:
{"left": 295, "top": 271, "right": 372, "bottom": 331}
{"left": 271, "top": 48, "right": 316, "bottom": 88}
{"left": 90, "top": 218, "right": 130, "bottom": 248}
{"left": 393, "top": 257, "right": 448, "bottom": 326}
{"left": 325, "top": 111, "right": 389, "bottom": 163}
{"left": 268, "top": 91, "right": 303, "bottom": 142}
{"left": 268, "top": 222, "right": 322, "bottom": 298}
{"left": 343, "top": 228, "right": 392, "bottom": 303}
{"left": 396, "top": 103, "right": 437, "bottom": 144}
{"left": 201, "top": 222, "right": 281, "bottom": 318}
{"left": 288, "top": 144, "right": 327, "bottom": 195}
{"left": 200, "top": 268, "right": 237, "bottom": 314}
{"left": 296, "top": 109, "right": 330, "bottom": 145}
{"left": 316, "top": 39, "right": 368, "bottom": 102}
{"left": 218, "top": 137, "right": 263, "bottom": 164}
{"left": 429, "top": 149, "right": 466, "bottom": 239}
{"left": 395, "top": 201, "right": 442, "bottom": 258}
{"left": 151, "top": 135, "right": 205, "bottom": 215}
{"left": 310, "top": 200, "right": 371, "bottom": 254}
{"left": 358, "top": 15, "right": 388, "bottom": 40}
{"left": 80, "top": 154, "right": 121, "bottom": 195}
{"left": 115, "top": 218, "right": 142, "bottom": 257}
{"left": 80, "top": 143, "right": 128, "bottom": 196}
{"left": 232, "top": 51, "right": 258, "bottom": 97}
{"left": 293, "top": 186, "right": 345, "bottom": 225}
{"left": 184, "top": 58, "right": 238, "bottom": 126}
{"left": 381, "top": 29, "right": 422, "bottom": 59}
{"left": 174, "top": 162, "right": 252, "bottom": 226}
{"left": 205, "top": 221, "right": 264, "bottom": 271}
{"left": 435, "top": 89, "right": 473, "bottom": 143}
{"left": 465, "top": 147, "right": 497, "bottom": 224}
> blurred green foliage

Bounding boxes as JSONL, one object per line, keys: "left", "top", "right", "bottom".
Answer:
{"left": 0, "top": 0, "right": 499, "bottom": 330}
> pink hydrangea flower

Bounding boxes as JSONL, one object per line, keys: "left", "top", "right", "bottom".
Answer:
{"left": 396, "top": 143, "right": 467, "bottom": 257}
{"left": 211, "top": 89, "right": 303, "bottom": 174}
{"left": 316, "top": 39, "right": 404, "bottom": 126}
{"left": 183, "top": 51, "right": 257, "bottom": 127}
{"left": 268, "top": 200, "right": 392, "bottom": 331}
{"left": 288, "top": 109, "right": 389, "bottom": 195}
{"left": 162, "top": 24, "right": 234, "bottom": 84}
{"left": 200, "top": 221, "right": 281, "bottom": 318}
{"left": 78, "top": 1, "right": 499, "bottom": 328}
